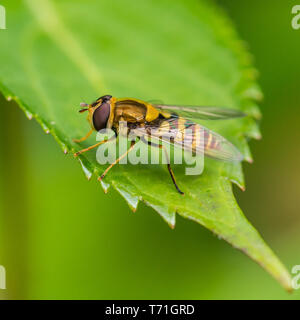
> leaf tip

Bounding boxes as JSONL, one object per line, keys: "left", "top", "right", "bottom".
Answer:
{"left": 78, "top": 158, "right": 93, "bottom": 180}
{"left": 115, "top": 186, "right": 139, "bottom": 212}
{"left": 26, "top": 111, "right": 33, "bottom": 120}
{"left": 231, "top": 178, "right": 246, "bottom": 191}
{"left": 254, "top": 132, "right": 262, "bottom": 140}
{"left": 276, "top": 269, "right": 294, "bottom": 293}
{"left": 169, "top": 221, "right": 176, "bottom": 229}
{"left": 100, "top": 179, "right": 110, "bottom": 194}
{"left": 246, "top": 157, "right": 253, "bottom": 164}
{"left": 41, "top": 122, "right": 50, "bottom": 134}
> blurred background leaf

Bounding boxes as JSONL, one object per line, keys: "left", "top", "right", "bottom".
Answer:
{"left": 0, "top": 0, "right": 299, "bottom": 299}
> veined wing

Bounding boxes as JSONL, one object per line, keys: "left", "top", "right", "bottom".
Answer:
{"left": 153, "top": 104, "right": 246, "bottom": 120}
{"left": 132, "top": 116, "right": 243, "bottom": 162}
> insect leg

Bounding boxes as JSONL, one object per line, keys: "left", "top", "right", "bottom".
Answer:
{"left": 161, "top": 145, "right": 184, "bottom": 195}
{"left": 140, "top": 137, "right": 184, "bottom": 195}
{"left": 73, "top": 129, "right": 93, "bottom": 143}
{"left": 74, "top": 136, "right": 114, "bottom": 157}
{"left": 98, "top": 140, "right": 136, "bottom": 182}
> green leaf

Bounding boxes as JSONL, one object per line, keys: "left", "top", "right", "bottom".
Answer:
{"left": 0, "top": 0, "right": 292, "bottom": 291}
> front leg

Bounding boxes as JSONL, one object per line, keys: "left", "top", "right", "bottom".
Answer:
{"left": 73, "top": 129, "right": 93, "bottom": 143}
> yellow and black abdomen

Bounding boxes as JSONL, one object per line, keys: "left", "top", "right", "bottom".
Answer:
{"left": 150, "top": 115, "right": 221, "bottom": 155}
{"left": 165, "top": 117, "right": 220, "bottom": 153}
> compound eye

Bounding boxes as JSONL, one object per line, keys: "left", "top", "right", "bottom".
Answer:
{"left": 92, "top": 102, "right": 110, "bottom": 131}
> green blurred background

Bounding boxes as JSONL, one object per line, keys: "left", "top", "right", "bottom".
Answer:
{"left": 0, "top": 0, "right": 300, "bottom": 299}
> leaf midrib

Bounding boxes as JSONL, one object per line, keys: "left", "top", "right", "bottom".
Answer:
{"left": 25, "top": 0, "right": 107, "bottom": 94}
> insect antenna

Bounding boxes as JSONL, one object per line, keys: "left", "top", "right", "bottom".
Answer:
{"left": 79, "top": 101, "right": 90, "bottom": 113}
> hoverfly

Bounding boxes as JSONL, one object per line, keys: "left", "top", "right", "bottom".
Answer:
{"left": 74, "top": 95, "right": 245, "bottom": 195}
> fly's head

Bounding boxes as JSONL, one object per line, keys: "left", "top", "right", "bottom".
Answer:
{"left": 79, "top": 95, "right": 113, "bottom": 131}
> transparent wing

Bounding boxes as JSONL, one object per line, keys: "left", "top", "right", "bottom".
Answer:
{"left": 132, "top": 116, "right": 244, "bottom": 162}
{"left": 154, "top": 104, "right": 246, "bottom": 120}
{"left": 199, "top": 129, "right": 244, "bottom": 161}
